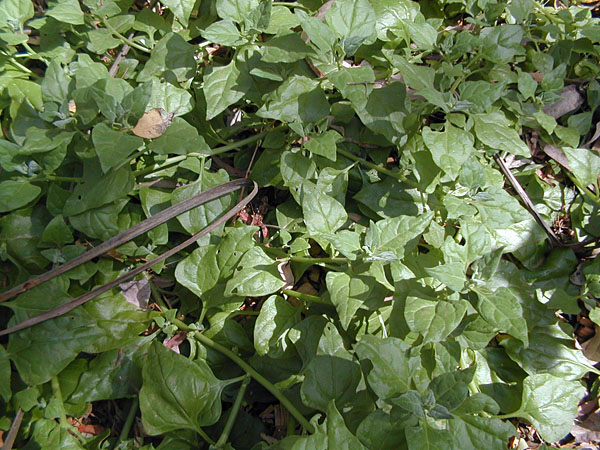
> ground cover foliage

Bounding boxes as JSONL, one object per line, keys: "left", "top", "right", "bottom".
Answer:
{"left": 1, "top": 0, "right": 600, "bottom": 448}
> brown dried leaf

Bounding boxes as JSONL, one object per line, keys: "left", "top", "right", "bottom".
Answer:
{"left": 542, "top": 144, "right": 571, "bottom": 169}
{"left": 581, "top": 325, "right": 600, "bottom": 363}
{"left": 543, "top": 84, "right": 584, "bottom": 119}
{"left": 277, "top": 261, "right": 294, "bottom": 290}
{"left": 571, "top": 410, "right": 600, "bottom": 444}
{"left": 162, "top": 331, "right": 188, "bottom": 354}
{"left": 132, "top": 108, "right": 174, "bottom": 139}
{"left": 119, "top": 278, "right": 151, "bottom": 310}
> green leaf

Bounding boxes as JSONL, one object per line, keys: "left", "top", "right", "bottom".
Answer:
{"left": 46, "top": 0, "right": 84, "bottom": 25}
{"left": 302, "top": 188, "right": 347, "bottom": 235}
{"left": 300, "top": 354, "right": 362, "bottom": 411}
{"left": 275, "top": 401, "right": 367, "bottom": 449}
{"left": 0, "top": 0, "right": 34, "bottom": 29}
{"left": 449, "top": 415, "right": 515, "bottom": 450}
{"left": 92, "top": 123, "right": 144, "bottom": 172}
{"left": 65, "top": 335, "right": 154, "bottom": 402}
{"left": 425, "top": 262, "right": 466, "bottom": 292}
{"left": 325, "top": 0, "right": 376, "bottom": 55}
{"left": 139, "top": 342, "right": 228, "bottom": 435}
{"left": 175, "top": 245, "right": 220, "bottom": 297}
{"left": 7, "top": 283, "right": 151, "bottom": 386}
{"left": 473, "top": 287, "right": 529, "bottom": 346}
{"left": 170, "top": 169, "right": 233, "bottom": 234}
{"left": 137, "top": 32, "right": 196, "bottom": 82}
{"left": 26, "top": 418, "right": 84, "bottom": 450}
{"left": 41, "top": 60, "right": 72, "bottom": 104}
{"left": 502, "top": 325, "right": 595, "bottom": 379}
{"left": 364, "top": 212, "right": 433, "bottom": 260}
{"left": 201, "top": 19, "right": 244, "bottom": 46}
{"left": 563, "top": 147, "right": 600, "bottom": 188}
{"left": 517, "top": 70, "right": 537, "bottom": 99}
{"left": 148, "top": 118, "right": 210, "bottom": 155}
{"left": 225, "top": 247, "right": 285, "bottom": 297}
{"left": 160, "top": 0, "right": 195, "bottom": 27}
{"left": 326, "top": 272, "right": 372, "bottom": 330}
{"left": 480, "top": 25, "right": 525, "bottom": 64}
{"left": 254, "top": 295, "right": 301, "bottom": 358}
{"left": 428, "top": 367, "right": 475, "bottom": 411}
{"left": 304, "top": 130, "right": 341, "bottom": 161}
{"left": 404, "top": 297, "right": 468, "bottom": 343}
{"left": 0, "top": 180, "right": 41, "bottom": 213}
{"left": 41, "top": 214, "right": 73, "bottom": 246}
{"left": 473, "top": 112, "right": 530, "bottom": 156}
{"left": 514, "top": 374, "right": 585, "bottom": 442}
{"left": 0, "top": 345, "right": 11, "bottom": 402}
{"left": 1, "top": 206, "right": 49, "bottom": 270}
{"left": 148, "top": 78, "right": 194, "bottom": 115}
{"left": 388, "top": 55, "right": 435, "bottom": 91}
{"left": 262, "top": 33, "right": 315, "bottom": 63}
{"left": 257, "top": 75, "right": 329, "bottom": 125}
{"left": 295, "top": 9, "right": 336, "bottom": 52}
{"left": 63, "top": 165, "right": 135, "bottom": 217}
{"left": 422, "top": 124, "right": 474, "bottom": 179}
{"left": 405, "top": 424, "right": 452, "bottom": 450}
{"left": 354, "top": 335, "right": 411, "bottom": 399}
{"left": 355, "top": 177, "right": 423, "bottom": 219}
{"left": 203, "top": 59, "right": 249, "bottom": 120}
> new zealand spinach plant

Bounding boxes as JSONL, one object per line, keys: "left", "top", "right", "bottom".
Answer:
{"left": 1, "top": 0, "right": 600, "bottom": 448}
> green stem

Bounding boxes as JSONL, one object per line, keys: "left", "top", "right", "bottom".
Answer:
{"left": 7, "top": 57, "right": 37, "bottom": 76}
{"left": 565, "top": 172, "right": 600, "bottom": 205}
{"left": 336, "top": 147, "right": 420, "bottom": 189}
{"left": 51, "top": 377, "right": 86, "bottom": 441}
{"left": 170, "top": 318, "right": 315, "bottom": 434}
{"left": 146, "top": 274, "right": 168, "bottom": 310}
{"left": 116, "top": 398, "right": 139, "bottom": 444}
{"left": 229, "top": 310, "right": 260, "bottom": 317}
{"left": 215, "top": 376, "right": 250, "bottom": 448}
{"left": 197, "top": 427, "right": 216, "bottom": 446}
{"left": 272, "top": 1, "right": 310, "bottom": 9}
{"left": 283, "top": 289, "right": 331, "bottom": 306}
{"left": 133, "top": 128, "right": 276, "bottom": 178}
{"left": 100, "top": 18, "right": 152, "bottom": 53}
{"left": 290, "top": 255, "right": 348, "bottom": 264}
{"left": 38, "top": 176, "right": 84, "bottom": 183}
{"left": 51, "top": 377, "right": 69, "bottom": 428}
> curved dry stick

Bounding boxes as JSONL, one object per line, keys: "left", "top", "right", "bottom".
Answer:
{"left": 493, "top": 153, "right": 564, "bottom": 247}
{"left": 0, "top": 178, "right": 252, "bottom": 303}
{"left": 0, "top": 180, "right": 258, "bottom": 336}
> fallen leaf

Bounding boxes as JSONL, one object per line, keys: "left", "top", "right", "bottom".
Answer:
{"left": 132, "top": 108, "right": 174, "bottom": 139}
{"left": 278, "top": 261, "right": 294, "bottom": 290}
{"left": 120, "top": 278, "right": 151, "bottom": 310}
{"left": 163, "top": 331, "right": 188, "bottom": 354}
{"left": 571, "top": 410, "right": 600, "bottom": 444}
{"left": 580, "top": 324, "right": 600, "bottom": 363}
{"left": 543, "top": 85, "right": 584, "bottom": 119}
{"left": 542, "top": 144, "right": 571, "bottom": 169}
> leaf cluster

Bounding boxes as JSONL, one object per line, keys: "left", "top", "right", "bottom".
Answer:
{"left": 1, "top": 0, "right": 600, "bottom": 448}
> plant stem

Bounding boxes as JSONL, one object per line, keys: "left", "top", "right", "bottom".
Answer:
{"left": 133, "top": 128, "right": 276, "bottom": 178}
{"left": 100, "top": 18, "right": 152, "bottom": 53}
{"left": 336, "top": 147, "right": 420, "bottom": 189}
{"left": 272, "top": 1, "right": 310, "bottom": 9}
{"left": 289, "top": 255, "right": 348, "bottom": 264}
{"left": 215, "top": 376, "right": 250, "bottom": 448}
{"left": 170, "top": 318, "right": 315, "bottom": 434}
{"left": 51, "top": 377, "right": 69, "bottom": 428}
{"left": 283, "top": 289, "right": 331, "bottom": 306}
{"left": 38, "top": 176, "right": 84, "bottom": 183}
{"left": 116, "top": 398, "right": 139, "bottom": 444}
